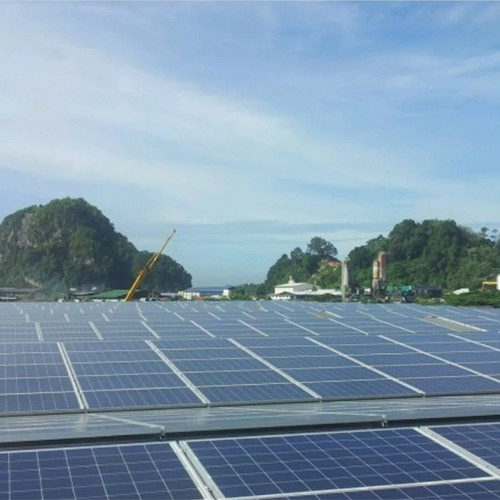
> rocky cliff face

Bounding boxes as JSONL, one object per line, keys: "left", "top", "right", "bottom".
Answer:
{"left": 0, "top": 198, "right": 191, "bottom": 293}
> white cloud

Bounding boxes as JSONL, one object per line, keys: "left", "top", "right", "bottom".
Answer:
{"left": 1, "top": 2, "right": 499, "bottom": 284}
{"left": 0, "top": 4, "right": 445, "bottom": 228}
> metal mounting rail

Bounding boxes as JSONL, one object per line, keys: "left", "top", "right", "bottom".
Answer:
{"left": 241, "top": 311, "right": 256, "bottom": 320}
{"left": 284, "top": 319, "right": 319, "bottom": 336}
{"left": 93, "top": 413, "right": 165, "bottom": 434}
{"left": 191, "top": 321, "right": 216, "bottom": 338}
{"left": 326, "top": 317, "right": 369, "bottom": 335}
{"left": 449, "top": 333, "right": 500, "bottom": 353}
{"left": 89, "top": 321, "right": 104, "bottom": 340}
{"left": 57, "top": 342, "right": 88, "bottom": 411}
{"left": 237, "top": 319, "right": 268, "bottom": 337}
{"left": 177, "top": 441, "right": 221, "bottom": 500}
{"left": 141, "top": 321, "right": 161, "bottom": 339}
{"left": 357, "top": 311, "right": 415, "bottom": 333}
{"left": 35, "top": 322, "right": 43, "bottom": 342}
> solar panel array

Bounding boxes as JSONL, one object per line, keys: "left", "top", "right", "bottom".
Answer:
{"left": 3, "top": 422, "right": 500, "bottom": 500}
{"left": 154, "top": 338, "right": 314, "bottom": 404}
{"left": 2, "top": 302, "right": 500, "bottom": 499}
{"left": 1, "top": 302, "right": 500, "bottom": 413}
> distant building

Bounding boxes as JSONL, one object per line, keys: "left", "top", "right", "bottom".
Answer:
{"left": 179, "top": 286, "right": 234, "bottom": 300}
{"left": 0, "top": 287, "right": 38, "bottom": 301}
{"left": 273, "top": 278, "right": 313, "bottom": 295}
{"left": 271, "top": 278, "right": 341, "bottom": 301}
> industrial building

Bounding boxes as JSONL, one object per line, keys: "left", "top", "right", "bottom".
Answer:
{"left": 271, "top": 278, "right": 341, "bottom": 300}
{"left": 178, "top": 285, "right": 235, "bottom": 300}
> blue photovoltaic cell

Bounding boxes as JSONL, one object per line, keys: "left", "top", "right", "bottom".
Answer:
{"left": 39, "top": 322, "right": 98, "bottom": 341}
{"left": 303, "top": 379, "right": 415, "bottom": 399}
{"left": 199, "top": 383, "right": 312, "bottom": 403}
{"left": 65, "top": 341, "right": 202, "bottom": 409}
{"left": 0, "top": 325, "right": 38, "bottom": 342}
{"left": 431, "top": 422, "right": 500, "bottom": 468}
{"left": 187, "top": 428, "right": 486, "bottom": 498}
{"left": 154, "top": 338, "right": 314, "bottom": 404}
{"left": 380, "top": 363, "right": 470, "bottom": 378}
{"left": 193, "top": 319, "right": 276, "bottom": 337}
{"left": 0, "top": 343, "right": 79, "bottom": 413}
{"left": 443, "top": 351, "right": 500, "bottom": 363}
{"left": 340, "top": 353, "right": 437, "bottom": 366}
{"left": 237, "top": 339, "right": 416, "bottom": 400}
{"left": 279, "top": 480, "right": 500, "bottom": 499}
{"left": 398, "top": 342, "right": 489, "bottom": 357}
{"left": 317, "top": 336, "right": 500, "bottom": 397}
{"left": 400, "top": 375, "right": 500, "bottom": 395}
{"left": 147, "top": 322, "right": 212, "bottom": 338}
{"left": 0, "top": 442, "right": 204, "bottom": 500}
{"left": 186, "top": 370, "right": 289, "bottom": 386}
{"left": 173, "top": 358, "right": 265, "bottom": 372}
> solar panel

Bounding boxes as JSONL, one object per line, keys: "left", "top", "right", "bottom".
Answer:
{"left": 236, "top": 338, "right": 418, "bottom": 400}
{"left": 64, "top": 341, "right": 203, "bottom": 409}
{"left": 0, "top": 442, "right": 205, "bottom": 500}
{"left": 430, "top": 422, "right": 500, "bottom": 468}
{"left": 186, "top": 318, "right": 264, "bottom": 337}
{"left": 141, "top": 318, "right": 217, "bottom": 338}
{"left": 38, "top": 321, "right": 99, "bottom": 341}
{"left": 280, "top": 481, "right": 500, "bottom": 499}
{"left": 90, "top": 320, "right": 155, "bottom": 340}
{"left": 0, "top": 343, "right": 80, "bottom": 414}
{"left": 154, "top": 339, "right": 315, "bottom": 404}
{"left": 0, "top": 324, "right": 38, "bottom": 342}
{"left": 184, "top": 427, "right": 488, "bottom": 498}
{"left": 319, "top": 336, "right": 500, "bottom": 397}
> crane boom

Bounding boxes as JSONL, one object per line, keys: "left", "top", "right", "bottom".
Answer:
{"left": 124, "top": 229, "right": 176, "bottom": 301}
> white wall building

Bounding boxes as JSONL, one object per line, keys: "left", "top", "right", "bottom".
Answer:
{"left": 272, "top": 278, "right": 341, "bottom": 300}
{"left": 273, "top": 278, "right": 313, "bottom": 296}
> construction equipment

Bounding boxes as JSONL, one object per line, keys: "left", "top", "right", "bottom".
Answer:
{"left": 124, "top": 229, "right": 176, "bottom": 301}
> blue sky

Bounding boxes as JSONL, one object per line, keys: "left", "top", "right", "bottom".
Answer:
{"left": 1, "top": 2, "right": 500, "bottom": 286}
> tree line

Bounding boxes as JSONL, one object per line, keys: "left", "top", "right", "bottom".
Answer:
{"left": 232, "top": 219, "right": 500, "bottom": 300}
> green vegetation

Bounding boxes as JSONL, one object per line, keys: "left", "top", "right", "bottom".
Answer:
{"left": 348, "top": 219, "right": 500, "bottom": 291}
{"left": 234, "top": 220, "right": 500, "bottom": 305}
{"left": 0, "top": 198, "right": 191, "bottom": 294}
{"left": 445, "top": 290, "right": 500, "bottom": 307}
{"left": 2, "top": 199, "right": 499, "bottom": 306}
{"left": 263, "top": 237, "right": 339, "bottom": 293}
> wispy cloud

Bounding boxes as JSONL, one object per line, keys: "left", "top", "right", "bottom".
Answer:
{"left": 0, "top": 2, "right": 499, "bottom": 284}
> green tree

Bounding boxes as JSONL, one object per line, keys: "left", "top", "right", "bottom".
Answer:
{"left": 307, "top": 237, "right": 337, "bottom": 260}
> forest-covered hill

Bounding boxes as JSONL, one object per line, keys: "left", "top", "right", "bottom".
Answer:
{"left": 0, "top": 198, "right": 191, "bottom": 293}
{"left": 348, "top": 219, "right": 500, "bottom": 290}
{"left": 233, "top": 219, "right": 500, "bottom": 299}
